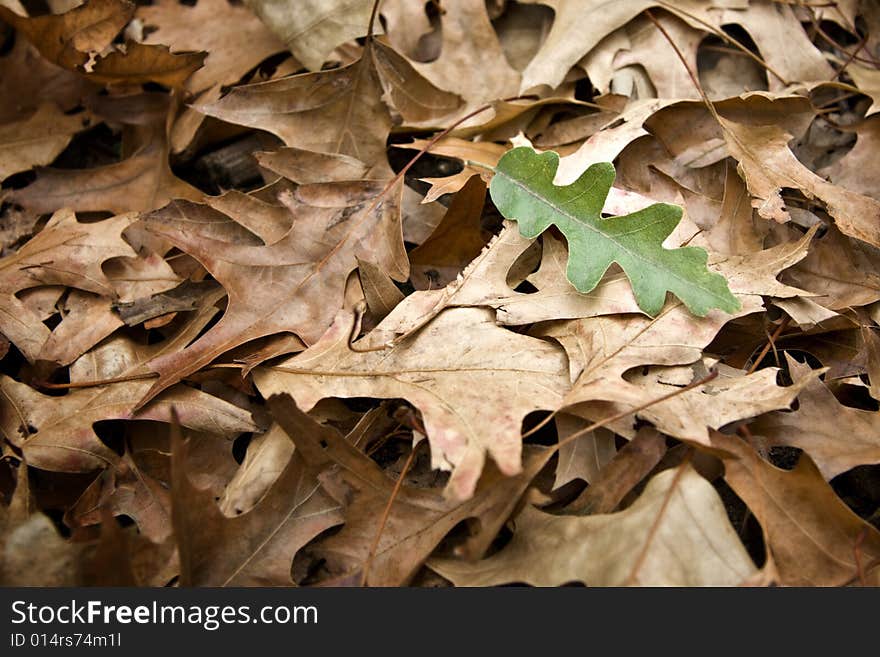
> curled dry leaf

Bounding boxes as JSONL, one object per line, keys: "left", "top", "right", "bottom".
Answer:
{"left": 243, "top": 0, "right": 375, "bottom": 72}
{"left": 0, "top": 210, "right": 137, "bottom": 362}
{"left": 9, "top": 140, "right": 203, "bottom": 215}
{"left": 719, "top": 115, "right": 880, "bottom": 249}
{"left": 137, "top": 176, "right": 409, "bottom": 407}
{"left": 408, "top": 174, "right": 489, "bottom": 290}
{"left": 199, "top": 38, "right": 462, "bottom": 167}
{"left": 138, "top": 0, "right": 285, "bottom": 97}
{"left": 0, "top": 103, "right": 90, "bottom": 181}
{"left": 0, "top": 0, "right": 135, "bottom": 71}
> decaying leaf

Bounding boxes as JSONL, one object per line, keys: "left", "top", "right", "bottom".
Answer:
{"left": 171, "top": 412, "right": 341, "bottom": 586}
{"left": 0, "top": 210, "right": 137, "bottom": 362}
{"left": 256, "top": 307, "right": 569, "bottom": 500}
{"left": 199, "top": 37, "right": 461, "bottom": 167}
{"left": 751, "top": 355, "right": 880, "bottom": 481}
{"left": 0, "top": 0, "right": 135, "bottom": 71}
{"left": 267, "top": 393, "right": 554, "bottom": 585}
{"left": 713, "top": 431, "right": 880, "bottom": 586}
{"left": 243, "top": 0, "right": 375, "bottom": 72}
{"left": 719, "top": 115, "right": 880, "bottom": 249}
{"left": 0, "top": 103, "right": 90, "bottom": 181}
{"left": 431, "top": 464, "right": 758, "bottom": 586}
{"left": 136, "top": 176, "right": 409, "bottom": 406}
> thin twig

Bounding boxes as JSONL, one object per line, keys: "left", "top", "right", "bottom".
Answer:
{"left": 645, "top": 9, "right": 720, "bottom": 123}
{"left": 655, "top": 1, "right": 788, "bottom": 85}
{"left": 747, "top": 316, "right": 791, "bottom": 375}
{"left": 550, "top": 369, "right": 718, "bottom": 455}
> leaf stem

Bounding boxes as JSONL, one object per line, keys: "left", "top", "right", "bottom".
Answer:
{"left": 361, "top": 444, "right": 418, "bottom": 586}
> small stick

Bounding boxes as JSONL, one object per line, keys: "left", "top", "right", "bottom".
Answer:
{"left": 747, "top": 316, "right": 791, "bottom": 375}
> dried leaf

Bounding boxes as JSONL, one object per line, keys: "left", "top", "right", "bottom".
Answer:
{"left": 713, "top": 431, "right": 880, "bottom": 586}
{"left": 256, "top": 307, "right": 570, "bottom": 500}
{"left": 244, "top": 0, "right": 374, "bottom": 71}
{"left": 171, "top": 413, "right": 341, "bottom": 586}
{"left": 0, "top": 211, "right": 136, "bottom": 361}
{"left": 431, "top": 464, "right": 758, "bottom": 586}
{"left": 752, "top": 355, "right": 880, "bottom": 480}
{"left": 267, "top": 393, "right": 554, "bottom": 585}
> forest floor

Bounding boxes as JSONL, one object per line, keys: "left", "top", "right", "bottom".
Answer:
{"left": 1, "top": 0, "right": 879, "bottom": 587}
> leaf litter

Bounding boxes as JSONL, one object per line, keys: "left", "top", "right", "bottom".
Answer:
{"left": 1, "top": 0, "right": 880, "bottom": 587}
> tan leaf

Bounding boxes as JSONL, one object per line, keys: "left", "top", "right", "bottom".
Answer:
{"left": 0, "top": 210, "right": 136, "bottom": 362}
{"left": 37, "top": 290, "right": 122, "bottom": 366}
{"left": 565, "top": 427, "right": 668, "bottom": 514}
{"left": 255, "top": 306, "right": 570, "bottom": 500}
{"left": 409, "top": 175, "right": 488, "bottom": 290}
{"left": 66, "top": 451, "right": 172, "bottom": 543}
{"left": 0, "top": 293, "right": 256, "bottom": 474}
{"left": 138, "top": 0, "right": 285, "bottom": 95}
{"left": 752, "top": 355, "right": 880, "bottom": 480}
{"left": 255, "top": 147, "right": 371, "bottom": 184}
{"left": 821, "top": 116, "right": 880, "bottom": 200}
{"left": 847, "top": 63, "right": 880, "bottom": 116}
{"left": 782, "top": 225, "right": 880, "bottom": 310}
{"left": 217, "top": 423, "right": 295, "bottom": 517}
{"left": 553, "top": 417, "right": 617, "bottom": 489}
{"left": 379, "top": 0, "right": 434, "bottom": 60}
{"left": 564, "top": 361, "right": 819, "bottom": 446}
{"left": 518, "top": 0, "right": 723, "bottom": 93}
{"left": 10, "top": 140, "right": 202, "bottom": 215}
{"left": 430, "top": 464, "right": 757, "bottom": 586}
{"left": 104, "top": 251, "right": 183, "bottom": 303}
{"left": 0, "top": 103, "right": 89, "bottom": 181}
{"left": 0, "top": 0, "right": 134, "bottom": 70}
{"left": 86, "top": 42, "right": 206, "bottom": 89}
{"left": 703, "top": 165, "right": 767, "bottom": 256}
{"left": 199, "top": 38, "right": 460, "bottom": 166}
{"left": 171, "top": 415, "right": 341, "bottom": 586}
{"left": 266, "top": 393, "right": 555, "bottom": 585}
{"left": 199, "top": 45, "right": 389, "bottom": 165}
{"left": 243, "top": 0, "right": 374, "bottom": 72}
{"left": 0, "top": 35, "right": 96, "bottom": 125}
{"left": 711, "top": 1, "right": 834, "bottom": 90}
{"left": 713, "top": 431, "right": 880, "bottom": 586}
{"left": 720, "top": 115, "right": 880, "bottom": 249}
{"left": 372, "top": 38, "right": 463, "bottom": 125}
{"left": 409, "top": 0, "right": 520, "bottom": 107}
{"left": 357, "top": 257, "right": 404, "bottom": 320}
{"left": 137, "top": 179, "right": 409, "bottom": 406}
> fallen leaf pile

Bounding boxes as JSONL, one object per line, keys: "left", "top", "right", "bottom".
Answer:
{"left": 2, "top": 0, "right": 880, "bottom": 587}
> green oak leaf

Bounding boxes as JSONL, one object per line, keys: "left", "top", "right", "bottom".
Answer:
{"left": 489, "top": 147, "right": 740, "bottom": 317}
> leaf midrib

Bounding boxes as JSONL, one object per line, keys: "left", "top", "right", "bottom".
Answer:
{"left": 495, "top": 168, "right": 731, "bottom": 305}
